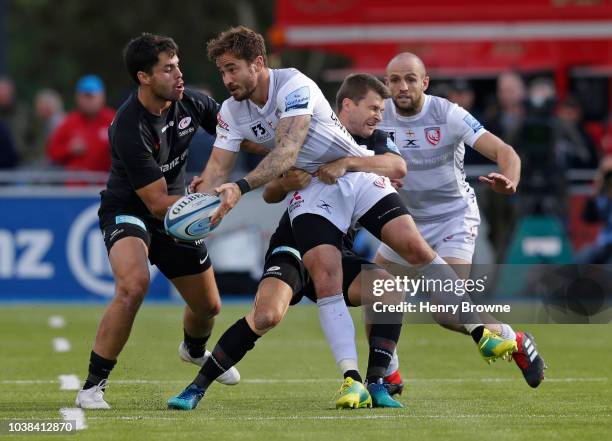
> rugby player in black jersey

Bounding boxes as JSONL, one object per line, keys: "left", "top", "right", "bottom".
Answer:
{"left": 168, "top": 74, "right": 407, "bottom": 410}
{"left": 75, "top": 33, "right": 239, "bottom": 410}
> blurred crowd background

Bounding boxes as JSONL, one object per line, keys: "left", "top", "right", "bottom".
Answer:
{"left": 1, "top": 0, "right": 612, "bottom": 300}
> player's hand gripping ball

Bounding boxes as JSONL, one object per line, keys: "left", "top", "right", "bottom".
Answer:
{"left": 164, "top": 193, "right": 221, "bottom": 241}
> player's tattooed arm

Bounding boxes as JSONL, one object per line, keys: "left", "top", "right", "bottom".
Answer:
{"left": 212, "top": 115, "right": 311, "bottom": 223}
{"left": 243, "top": 114, "right": 311, "bottom": 189}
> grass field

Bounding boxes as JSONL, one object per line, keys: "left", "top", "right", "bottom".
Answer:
{"left": 0, "top": 303, "right": 610, "bottom": 441}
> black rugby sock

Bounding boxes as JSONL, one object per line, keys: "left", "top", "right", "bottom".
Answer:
{"left": 471, "top": 325, "right": 485, "bottom": 343}
{"left": 193, "top": 318, "right": 259, "bottom": 390}
{"left": 343, "top": 370, "right": 362, "bottom": 383}
{"left": 366, "top": 323, "right": 401, "bottom": 384}
{"left": 183, "top": 329, "right": 210, "bottom": 359}
{"left": 83, "top": 351, "right": 116, "bottom": 390}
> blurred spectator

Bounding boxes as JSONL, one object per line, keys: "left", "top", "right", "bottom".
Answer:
{"left": 575, "top": 156, "right": 612, "bottom": 263}
{"left": 21, "top": 89, "right": 66, "bottom": 168}
{"left": 448, "top": 79, "right": 476, "bottom": 116}
{"left": 448, "top": 79, "right": 488, "bottom": 165}
{"left": 484, "top": 72, "right": 526, "bottom": 146}
{"left": 520, "top": 77, "right": 567, "bottom": 218}
{"left": 0, "top": 120, "right": 18, "bottom": 169}
{"left": 0, "top": 76, "right": 30, "bottom": 162}
{"left": 555, "top": 96, "right": 599, "bottom": 169}
{"left": 46, "top": 75, "right": 114, "bottom": 172}
{"left": 481, "top": 72, "right": 527, "bottom": 261}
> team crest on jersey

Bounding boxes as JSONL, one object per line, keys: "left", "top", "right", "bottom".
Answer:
{"left": 316, "top": 200, "right": 332, "bottom": 214}
{"left": 425, "top": 127, "right": 441, "bottom": 146}
{"left": 373, "top": 176, "right": 388, "bottom": 188}
{"left": 178, "top": 117, "right": 192, "bottom": 130}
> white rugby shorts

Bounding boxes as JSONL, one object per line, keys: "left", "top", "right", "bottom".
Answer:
{"left": 286, "top": 172, "right": 397, "bottom": 233}
{"left": 377, "top": 202, "right": 480, "bottom": 264}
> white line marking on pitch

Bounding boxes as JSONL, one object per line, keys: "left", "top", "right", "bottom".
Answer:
{"left": 52, "top": 338, "right": 71, "bottom": 352}
{"left": 58, "top": 375, "right": 81, "bottom": 391}
{"left": 48, "top": 315, "right": 66, "bottom": 329}
{"left": 59, "top": 408, "right": 87, "bottom": 430}
{"left": 1, "top": 377, "right": 608, "bottom": 385}
{"left": 87, "top": 413, "right": 612, "bottom": 422}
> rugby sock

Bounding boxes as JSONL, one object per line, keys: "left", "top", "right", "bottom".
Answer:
{"left": 499, "top": 323, "right": 517, "bottom": 341}
{"left": 366, "top": 323, "right": 401, "bottom": 384}
{"left": 344, "top": 370, "right": 363, "bottom": 383}
{"left": 183, "top": 329, "right": 209, "bottom": 359}
{"left": 83, "top": 351, "right": 116, "bottom": 390}
{"left": 193, "top": 317, "right": 259, "bottom": 390}
{"left": 384, "top": 350, "right": 399, "bottom": 377}
{"left": 470, "top": 325, "right": 485, "bottom": 343}
{"left": 317, "top": 293, "right": 360, "bottom": 380}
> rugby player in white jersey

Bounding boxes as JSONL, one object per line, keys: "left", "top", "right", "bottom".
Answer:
{"left": 167, "top": 73, "right": 406, "bottom": 410}
{"left": 173, "top": 26, "right": 518, "bottom": 409}
{"left": 376, "top": 52, "right": 545, "bottom": 387}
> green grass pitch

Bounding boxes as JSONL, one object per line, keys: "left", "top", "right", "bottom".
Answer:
{"left": 0, "top": 304, "right": 610, "bottom": 441}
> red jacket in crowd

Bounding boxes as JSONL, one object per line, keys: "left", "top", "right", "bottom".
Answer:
{"left": 46, "top": 107, "right": 115, "bottom": 172}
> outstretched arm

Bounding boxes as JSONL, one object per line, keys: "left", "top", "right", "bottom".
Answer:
{"left": 473, "top": 132, "right": 521, "bottom": 194}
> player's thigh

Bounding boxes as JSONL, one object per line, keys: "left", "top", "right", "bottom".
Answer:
{"left": 171, "top": 266, "right": 221, "bottom": 317}
{"left": 379, "top": 214, "right": 435, "bottom": 264}
{"left": 108, "top": 236, "right": 150, "bottom": 292}
{"left": 293, "top": 213, "right": 344, "bottom": 297}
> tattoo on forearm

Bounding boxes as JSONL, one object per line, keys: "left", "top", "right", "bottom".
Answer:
{"left": 244, "top": 115, "right": 311, "bottom": 189}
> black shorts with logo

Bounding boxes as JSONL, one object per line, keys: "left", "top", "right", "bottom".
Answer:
{"left": 261, "top": 212, "right": 372, "bottom": 307}
{"left": 98, "top": 204, "right": 211, "bottom": 280}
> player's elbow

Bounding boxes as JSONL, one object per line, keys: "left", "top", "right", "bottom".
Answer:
{"left": 262, "top": 188, "right": 283, "bottom": 204}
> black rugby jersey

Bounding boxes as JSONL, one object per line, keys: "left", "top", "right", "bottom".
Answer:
{"left": 101, "top": 88, "right": 219, "bottom": 221}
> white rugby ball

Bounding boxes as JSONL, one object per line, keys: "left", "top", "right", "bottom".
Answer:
{"left": 164, "top": 193, "right": 221, "bottom": 241}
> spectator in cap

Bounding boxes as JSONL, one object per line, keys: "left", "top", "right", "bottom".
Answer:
{"left": 46, "top": 75, "right": 115, "bottom": 175}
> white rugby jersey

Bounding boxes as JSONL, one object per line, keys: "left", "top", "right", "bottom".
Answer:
{"left": 214, "top": 68, "right": 372, "bottom": 173}
{"left": 378, "top": 95, "right": 487, "bottom": 221}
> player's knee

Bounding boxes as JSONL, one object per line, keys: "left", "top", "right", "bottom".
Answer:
{"left": 253, "top": 308, "right": 283, "bottom": 331}
{"left": 115, "top": 273, "right": 149, "bottom": 309}
{"left": 206, "top": 300, "right": 222, "bottom": 318}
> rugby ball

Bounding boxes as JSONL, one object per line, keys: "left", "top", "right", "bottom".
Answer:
{"left": 164, "top": 193, "right": 221, "bottom": 241}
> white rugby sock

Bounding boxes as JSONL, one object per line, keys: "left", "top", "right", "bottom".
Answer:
{"left": 317, "top": 293, "right": 359, "bottom": 375}
{"left": 499, "top": 323, "right": 517, "bottom": 341}
{"left": 384, "top": 350, "right": 399, "bottom": 377}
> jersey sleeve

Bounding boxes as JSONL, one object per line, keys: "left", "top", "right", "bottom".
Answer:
{"left": 187, "top": 89, "right": 220, "bottom": 135}
{"left": 276, "top": 74, "right": 318, "bottom": 119}
{"left": 447, "top": 104, "right": 488, "bottom": 148}
{"left": 213, "top": 102, "right": 243, "bottom": 152}
{"left": 112, "top": 123, "right": 163, "bottom": 190}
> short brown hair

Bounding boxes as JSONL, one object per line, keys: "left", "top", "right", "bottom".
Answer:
{"left": 336, "top": 73, "right": 389, "bottom": 110}
{"left": 206, "top": 26, "right": 267, "bottom": 65}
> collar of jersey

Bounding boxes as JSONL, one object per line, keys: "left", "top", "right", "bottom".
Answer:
{"left": 392, "top": 94, "right": 431, "bottom": 123}
{"left": 248, "top": 68, "right": 274, "bottom": 114}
